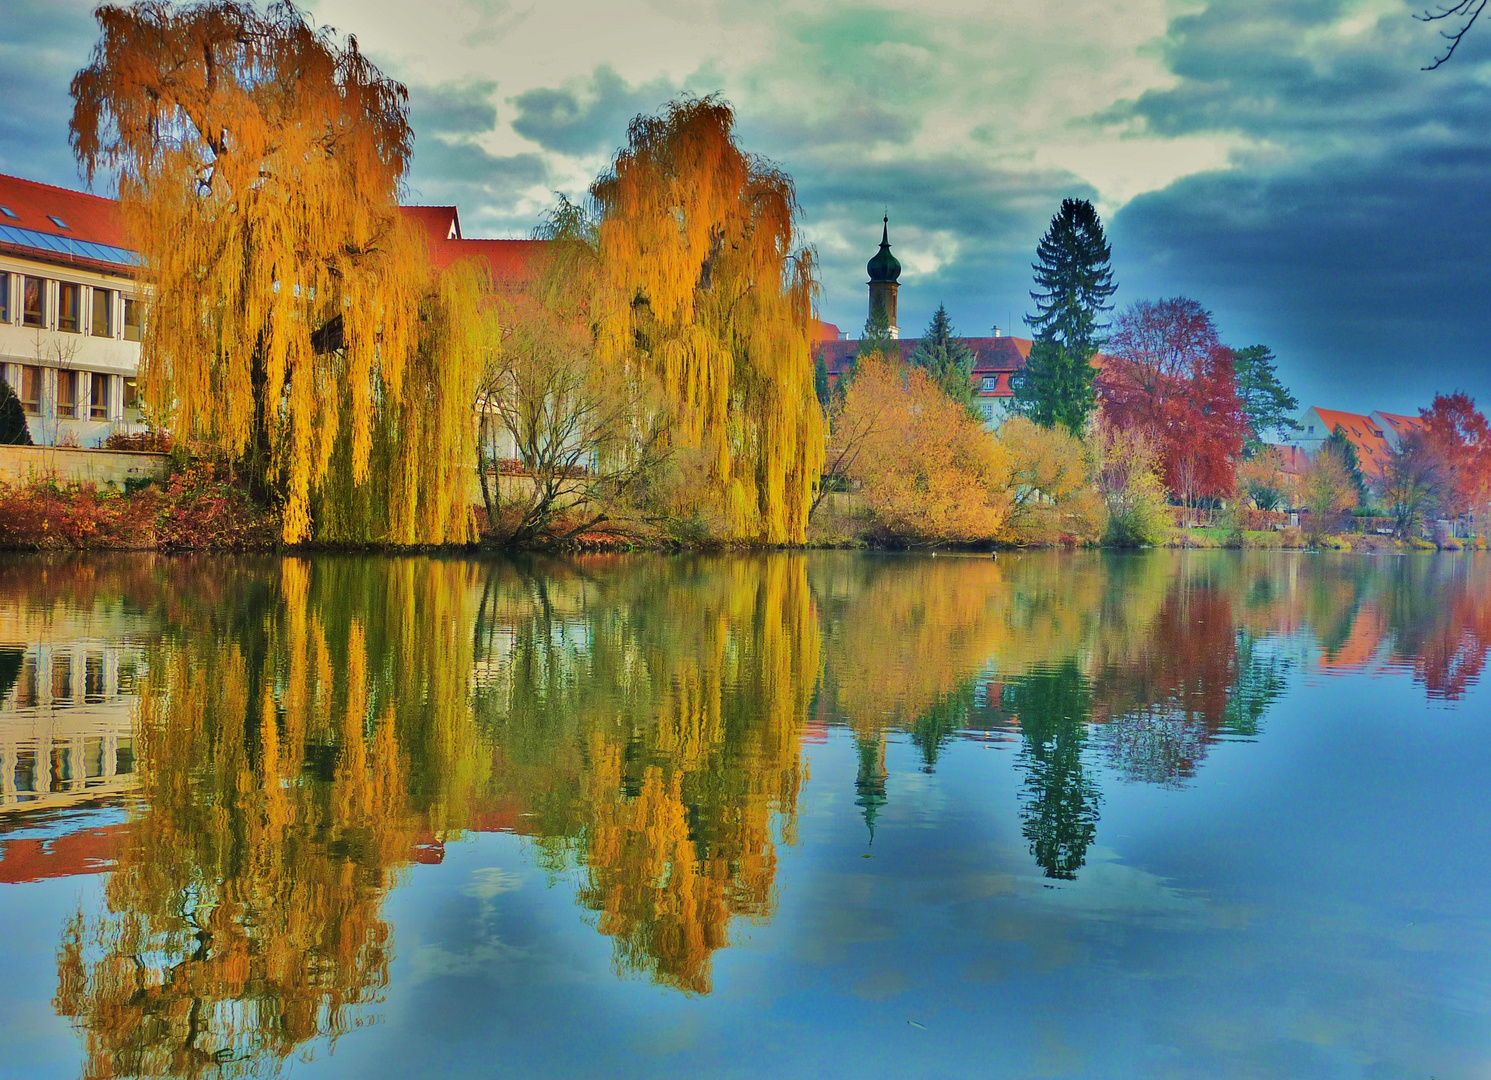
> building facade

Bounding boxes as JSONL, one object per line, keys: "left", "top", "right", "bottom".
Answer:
{"left": 0, "top": 174, "right": 149, "bottom": 447}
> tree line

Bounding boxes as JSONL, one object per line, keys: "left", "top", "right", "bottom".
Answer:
{"left": 58, "top": 0, "right": 1491, "bottom": 549}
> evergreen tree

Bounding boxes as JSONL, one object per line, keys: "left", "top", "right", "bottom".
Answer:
{"left": 1014, "top": 198, "right": 1116, "bottom": 431}
{"left": 1232, "top": 344, "right": 1300, "bottom": 454}
{"left": 909, "top": 304, "right": 976, "bottom": 413}
{"left": 0, "top": 378, "right": 32, "bottom": 446}
{"left": 1014, "top": 340, "right": 1095, "bottom": 432}
{"left": 1325, "top": 424, "right": 1370, "bottom": 508}
{"left": 813, "top": 353, "right": 831, "bottom": 413}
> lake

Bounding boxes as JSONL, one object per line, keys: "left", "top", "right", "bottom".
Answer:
{"left": 1, "top": 550, "right": 1488, "bottom": 1079}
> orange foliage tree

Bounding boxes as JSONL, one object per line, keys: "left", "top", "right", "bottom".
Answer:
{"left": 70, "top": 2, "right": 483, "bottom": 544}
{"left": 837, "top": 355, "right": 1011, "bottom": 542}
{"left": 1419, "top": 392, "right": 1491, "bottom": 522}
{"left": 590, "top": 97, "right": 824, "bottom": 543}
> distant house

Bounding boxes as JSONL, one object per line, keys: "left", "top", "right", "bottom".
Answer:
{"left": 816, "top": 332, "right": 1036, "bottom": 425}
{"left": 1279, "top": 405, "right": 1426, "bottom": 484}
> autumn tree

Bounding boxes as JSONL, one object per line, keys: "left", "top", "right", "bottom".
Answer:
{"left": 1382, "top": 430, "right": 1447, "bottom": 539}
{"left": 999, "top": 415, "right": 1105, "bottom": 545}
{"left": 1089, "top": 418, "right": 1170, "bottom": 545}
{"left": 70, "top": 2, "right": 484, "bottom": 544}
{"left": 1301, "top": 443, "right": 1358, "bottom": 541}
{"left": 1419, "top": 392, "right": 1491, "bottom": 522}
{"left": 1237, "top": 445, "right": 1288, "bottom": 511}
{"left": 839, "top": 355, "right": 1011, "bottom": 543}
{"left": 1323, "top": 425, "right": 1370, "bottom": 509}
{"left": 477, "top": 200, "right": 667, "bottom": 544}
{"left": 910, "top": 304, "right": 977, "bottom": 414}
{"left": 1097, "top": 297, "right": 1246, "bottom": 511}
{"left": 590, "top": 96, "right": 824, "bottom": 544}
{"left": 1013, "top": 198, "right": 1116, "bottom": 432}
{"left": 1231, "top": 344, "right": 1300, "bottom": 454}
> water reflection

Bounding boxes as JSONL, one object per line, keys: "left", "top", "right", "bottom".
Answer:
{"left": 0, "top": 550, "right": 1486, "bottom": 1075}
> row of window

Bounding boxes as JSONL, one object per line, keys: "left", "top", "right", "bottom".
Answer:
{"left": 3, "top": 365, "right": 139, "bottom": 419}
{"left": 5, "top": 652, "right": 138, "bottom": 709}
{"left": 0, "top": 271, "right": 141, "bottom": 340}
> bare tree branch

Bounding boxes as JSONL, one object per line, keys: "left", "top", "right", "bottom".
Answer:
{"left": 1418, "top": 0, "right": 1487, "bottom": 69}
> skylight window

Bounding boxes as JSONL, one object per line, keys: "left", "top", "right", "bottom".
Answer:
{"left": 48, "top": 215, "right": 69, "bottom": 229}
{"left": 0, "top": 206, "right": 16, "bottom": 219}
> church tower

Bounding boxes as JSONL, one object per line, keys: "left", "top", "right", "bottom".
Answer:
{"left": 866, "top": 216, "right": 901, "bottom": 339}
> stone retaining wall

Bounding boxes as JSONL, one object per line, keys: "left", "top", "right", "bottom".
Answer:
{"left": 0, "top": 445, "right": 169, "bottom": 489}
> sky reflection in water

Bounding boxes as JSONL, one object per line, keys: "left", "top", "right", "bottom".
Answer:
{"left": 0, "top": 551, "right": 1489, "bottom": 1079}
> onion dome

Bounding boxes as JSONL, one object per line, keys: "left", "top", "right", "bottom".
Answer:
{"left": 866, "top": 216, "right": 901, "bottom": 283}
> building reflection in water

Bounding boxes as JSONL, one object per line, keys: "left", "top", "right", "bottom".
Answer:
{"left": 0, "top": 550, "right": 1484, "bottom": 1076}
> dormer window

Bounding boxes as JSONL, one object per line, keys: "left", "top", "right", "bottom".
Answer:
{"left": 48, "top": 215, "right": 70, "bottom": 230}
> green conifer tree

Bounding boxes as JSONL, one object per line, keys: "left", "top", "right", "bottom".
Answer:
{"left": 910, "top": 304, "right": 977, "bottom": 414}
{"left": 0, "top": 378, "right": 33, "bottom": 446}
{"left": 1326, "top": 424, "right": 1370, "bottom": 509}
{"left": 1013, "top": 198, "right": 1116, "bottom": 432}
{"left": 1231, "top": 344, "right": 1300, "bottom": 455}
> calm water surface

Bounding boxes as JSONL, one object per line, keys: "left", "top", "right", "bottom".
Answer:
{"left": 1, "top": 551, "right": 1489, "bottom": 1079}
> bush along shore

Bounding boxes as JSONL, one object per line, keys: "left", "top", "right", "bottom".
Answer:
{"left": 1, "top": 467, "right": 1482, "bottom": 554}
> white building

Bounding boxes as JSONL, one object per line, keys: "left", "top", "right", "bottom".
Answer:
{"left": 0, "top": 173, "right": 148, "bottom": 447}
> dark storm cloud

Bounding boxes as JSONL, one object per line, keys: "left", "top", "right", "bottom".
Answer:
{"left": 510, "top": 66, "right": 680, "bottom": 155}
{"left": 409, "top": 81, "right": 499, "bottom": 137}
{"left": 1104, "top": 0, "right": 1491, "bottom": 413}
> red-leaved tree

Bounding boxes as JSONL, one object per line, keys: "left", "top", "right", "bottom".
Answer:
{"left": 1097, "top": 298, "right": 1245, "bottom": 511}
{"left": 1419, "top": 392, "right": 1491, "bottom": 522}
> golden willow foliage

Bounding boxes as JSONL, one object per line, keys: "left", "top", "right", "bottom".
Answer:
{"left": 473, "top": 555, "right": 818, "bottom": 993}
{"left": 54, "top": 557, "right": 487, "bottom": 1079}
{"left": 69, "top": 2, "right": 483, "bottom": 544}
{"left": 591, "top": 97, "right": 825, "bottom": 544}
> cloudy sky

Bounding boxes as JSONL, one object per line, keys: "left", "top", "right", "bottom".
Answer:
{"left": 3, "top": 0, "right": 1487, "bottom": 414}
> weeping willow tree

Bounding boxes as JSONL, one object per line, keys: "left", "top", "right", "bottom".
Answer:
{"left": 591, "top": 97, "right": 824, "bottom": 544}
{"left": 69, "top": 1, "right": 484, "bottom": 544}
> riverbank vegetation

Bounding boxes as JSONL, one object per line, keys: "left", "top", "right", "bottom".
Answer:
{"left": 18, "top": 1, "right": 1485, "bottom": 554}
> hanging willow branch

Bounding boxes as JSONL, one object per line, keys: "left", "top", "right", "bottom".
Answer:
{"left": 590, "top": 96, "right": 825, "bottom": 544}
{"left": 70, "top": 1, "right": 475, "bottom": 544}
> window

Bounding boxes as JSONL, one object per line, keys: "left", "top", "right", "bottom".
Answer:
{"left": 0, "top": 271, "right": 8, "bottom": 322}
{"left": 122, "top": 297, "right": 142, "bottom": 341}
{"left": 90, "top": 372, "right": 110, "bottom": 419}
{"left": 122, "top": 375, "right": 140, "bottom": 420}
{"left": 57, "top": 370, "right": 78, "bottom": 417}
{"left": 52, "top": 655, "right": 74, "bottom": 702}
{"left": 980, "top": 376, "right": 998, "bottom": 392}
{"left": 91, "top": 288, "right": 112, "bottom": 337}
{"left": 17, "top": 365, "right": 40, "bottom": 415}
{"left": 22, "top": 276, "right": 46, "bottom": 328}
{"left": 57, "top": 282, "right": 81, "bottom": 333}
{"left": 48, "top": 215, "right": 69, "bottom": 230}
{"left": 0, "top": 205, "right": 16, "bottom": 219}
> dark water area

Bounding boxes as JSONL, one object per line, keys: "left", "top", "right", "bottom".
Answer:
{"left": 1, "top": 550, "right": 1489, "bottom": 1079}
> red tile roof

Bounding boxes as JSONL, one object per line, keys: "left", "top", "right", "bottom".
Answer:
{"left": 0, "top": 173, "right": 127, "bottom": 248}
{"left": 400, "top": 204, "right": 546, "bottom": 284}
{"left": 1308, "top": 406, "right": 1395, "bottom": 479}
{"left": 0, "top": 821, "right": 129, "bottom": 884}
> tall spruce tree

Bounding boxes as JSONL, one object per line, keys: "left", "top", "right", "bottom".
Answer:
{"left": 910, "top": 304, "right": 977, "bottom": 414}
{"left": 1013, "top": 198, "right": 1116, "bottom": 432}
{"left": 1231, "top": 344, "right": 1300, "bottom": 455}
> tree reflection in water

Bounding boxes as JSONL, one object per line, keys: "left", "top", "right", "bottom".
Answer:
{"left": 24, "top": 549, "right": 1491, "bottom": 1076}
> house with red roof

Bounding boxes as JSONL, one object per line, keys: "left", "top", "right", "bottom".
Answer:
{"left": 0, "top": 173, "right": 149, "bottom": 447}
{"left": 1278, "top": 405, "right": 1426, "bottom": 485}
{"left": 0, "top": 173, "right": 547, "bottom": 448}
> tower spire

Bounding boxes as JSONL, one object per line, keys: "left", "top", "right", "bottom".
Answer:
{"left": 866, "top": 214, "right": 902, "bottom": 340}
